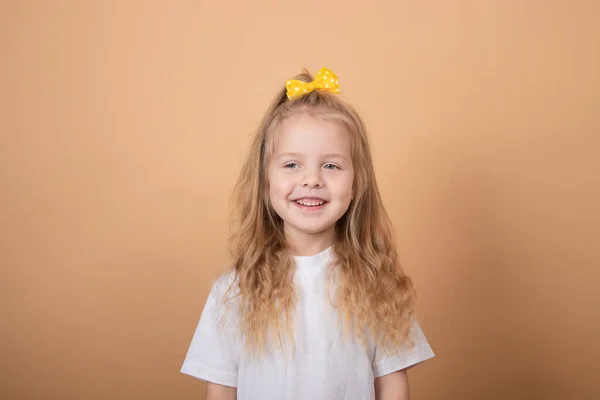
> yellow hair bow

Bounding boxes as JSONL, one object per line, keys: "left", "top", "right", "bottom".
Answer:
{"left": 286, "top": 67, "right": 340, "bottom": 100}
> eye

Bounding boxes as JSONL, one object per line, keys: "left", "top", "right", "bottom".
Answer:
{"left": 284, "top": 162, "right": 299, "bottom": 168}
{"left": 323, "top": 163, "right": 340, "bottom": 170}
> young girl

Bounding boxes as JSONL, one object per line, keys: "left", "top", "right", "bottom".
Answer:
{"left": 181, "top": 67, "right": 435, "bottom": 400}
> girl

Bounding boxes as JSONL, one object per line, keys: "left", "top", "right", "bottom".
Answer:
{"left": 181, "top": 67, "right": 435, "bottom": 400}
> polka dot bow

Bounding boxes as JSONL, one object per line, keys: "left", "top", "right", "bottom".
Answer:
{"left": 286, "top": 67, "right": 340, "bottom": 100}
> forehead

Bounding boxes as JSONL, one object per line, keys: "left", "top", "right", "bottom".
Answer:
{"left": 272, "top": 113, "right": 352, "bottom": 157}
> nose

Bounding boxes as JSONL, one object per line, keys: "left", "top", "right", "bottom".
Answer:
{"left": 302, "top": 168, "right": 323, "bottom": 188}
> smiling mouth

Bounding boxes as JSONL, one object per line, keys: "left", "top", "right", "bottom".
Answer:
{"left": 293, "top": 198, "right": 328, "bottom": 207}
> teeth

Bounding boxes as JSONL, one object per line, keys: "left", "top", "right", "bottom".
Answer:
{"left": 296, "top": 199, "right": 325, "bottom": 206}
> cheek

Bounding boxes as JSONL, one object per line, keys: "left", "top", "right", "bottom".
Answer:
{"left": 339, "top": 175, "right": 355, "bottom": 199}
{"left": 268, "top": 173, "right": 293, "bottom": 199}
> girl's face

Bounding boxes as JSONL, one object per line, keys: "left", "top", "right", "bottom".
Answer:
{"left": 268, "top": 113, "right": 354, "bottom": 246}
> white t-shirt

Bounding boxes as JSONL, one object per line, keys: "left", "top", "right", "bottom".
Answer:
{"left": 181, "top": 246, "right": 435, "bottom": 399}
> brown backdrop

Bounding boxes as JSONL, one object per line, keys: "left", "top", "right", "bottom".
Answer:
{"left": 2, "top": 1, "right": 599, "bottom": 399}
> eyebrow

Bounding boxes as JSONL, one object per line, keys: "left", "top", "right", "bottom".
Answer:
{"left": 275, "top": 152, "right": 350, "bottom": 162}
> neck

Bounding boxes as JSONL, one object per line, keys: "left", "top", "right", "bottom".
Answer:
{"left": 285, "top": 226, "right": 335, "bottom": 257}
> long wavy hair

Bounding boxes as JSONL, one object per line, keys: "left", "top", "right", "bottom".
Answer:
{"left": 225, "top": 69, "right": 417, "bottom": 357}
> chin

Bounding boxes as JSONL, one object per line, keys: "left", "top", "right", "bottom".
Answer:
{"left": 292, "top": 223, "right": 335, "bottom": 235}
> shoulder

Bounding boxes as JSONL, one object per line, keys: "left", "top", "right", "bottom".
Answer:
{"left": 196, "top": 268, "right": 241, "bottom": 328}
{"left": 206, "top": 268, "right": 240, "bottom": 307}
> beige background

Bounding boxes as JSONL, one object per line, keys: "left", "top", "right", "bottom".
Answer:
{"left": 2, "top": 1, "right": 599, "bottom": 399}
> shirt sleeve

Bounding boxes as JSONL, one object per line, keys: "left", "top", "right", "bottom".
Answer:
{"left": 180, "top": 275, "right": 239, "bottom": 387}
{"left": 372, "top": 319, "right": 435, "bottom": 378}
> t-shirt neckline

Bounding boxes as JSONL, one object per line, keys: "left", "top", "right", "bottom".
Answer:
{"left": 293, "top": 245, "right": 334, "bottom": 275}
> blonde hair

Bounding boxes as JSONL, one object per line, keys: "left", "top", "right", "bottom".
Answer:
{"left": 226, "top": 69, "right": 417, "bottom": 357}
